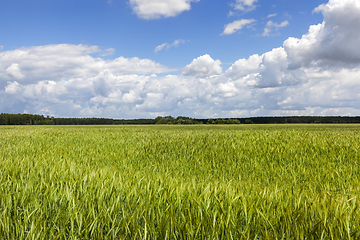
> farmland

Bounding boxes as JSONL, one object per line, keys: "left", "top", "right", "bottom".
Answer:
{"left": 1, "top": 124, "right": 360, "bottom": 239}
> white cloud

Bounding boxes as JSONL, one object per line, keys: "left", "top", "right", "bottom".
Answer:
{"left": 6, "top": 63, "right": 25, "bottom": 79}
{"left": 217, "top": 82, "right": 239, "bottom": 98}
{"left": 232, "top": 0, "right": 258, "bottom": 12}
{"left": 267, "top": 13, "right": 277, "bottom": 18}
{"left": 136, "top": 93, "right": 165, "bottom": 110}
{"left": 225, "top": 54, "right": 262, "bottom": 79}
{"left": 226, "top": 47, "right": 305, "bottom": 88}
{"left": 262, "top": 20, "right": 289, "bottom": 36}
{"left": 4, "top": 81, "right": 21, "bottom": 94}
{"left": 2, "top": 0, "right": 360, "bottom": 118}
{"left": 100, "top": 48, "right": 115, "bottom": 56}
{"left": 129, "top": 0, "right": 199, "bottom": 19}
{"left": 182, "top": 54, "right": 222, "bottom": 78}
{"left": 284, "top": 0, "right": 360, "bottom": 69}
{"left": 0, "top": 46, "right": 3, "bottom": 51}
{"left": 154, "top": 43, "right": 168, "bottom": 53}
{"left": 0, "top": 44, "right": 174, "bottom": 84}
{"left": 154, "top": 39, "right": 186, "bottom": 53}
{"left": 222, "top": 19, "right": 256, "bottom": 35}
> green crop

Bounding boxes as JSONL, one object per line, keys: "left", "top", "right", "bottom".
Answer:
{"left": 1, "top": 124, "right": 360, "bottom": 239}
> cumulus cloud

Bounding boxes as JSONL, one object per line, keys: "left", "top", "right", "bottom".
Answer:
{"left": 226, "top": 47, "right": 305, "bottom": 88}
{"left": 284, "top": 0, "right": 360, "bottom": 69}
{"left": 222, "top": 19, "right": 256, "bottom": 35}
{"left": 2, "top": 0, "right": 360, "bottom": 118}
{"left": 154, "top": 39, "right": 187, "bottom": 53}
{"left": 232, "top": 0, "right": 258, "bottom": 12}
{"left": 129, "top": 0, "right": 199, "bottom": 19}
{"left": 0, "top": 44, "right": 174, "bottom": 84}
{"left": 6, "top": 63, "right": 25, "bottom": 79}
{"left": 262, "top": 20, "right": 289, "bottom": 36}
{"left": 182, "top": 54, "right": 222, "bottom": 78}
{"left": 225, "top": 54, "right": 262, "bottom": 79}
{"left": 136, "top": 93, "right": 165, "bottom": 110}
{"left": 4, "top": 81, "right": 21, "bottom": 94}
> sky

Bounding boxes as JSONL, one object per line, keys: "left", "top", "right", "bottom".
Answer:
{"left": 1, "top": 0, "right": 360, "bottom": 119}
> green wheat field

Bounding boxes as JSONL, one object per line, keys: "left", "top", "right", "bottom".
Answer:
{"left": 1, "top": 124, "right": 360, "bottom": 239}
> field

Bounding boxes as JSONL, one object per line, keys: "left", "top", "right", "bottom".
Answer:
{"left": 1, "top": 124, "right": 360, "bottom": 239}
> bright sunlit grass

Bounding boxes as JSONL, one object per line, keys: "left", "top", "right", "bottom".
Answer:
{"left": 1, "top": 124, "right": 360, "bottom": 239}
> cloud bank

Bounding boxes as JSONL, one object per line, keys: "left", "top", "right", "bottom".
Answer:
{"left": 1, "top": 0, "right": 360, "bottom": 118}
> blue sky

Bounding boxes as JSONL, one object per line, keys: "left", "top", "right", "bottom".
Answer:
{"left": 1, "top": 0, "right": 324, "bottom": 67}
{"left": 1, "top": 0, "right": 360, "bottom": 118}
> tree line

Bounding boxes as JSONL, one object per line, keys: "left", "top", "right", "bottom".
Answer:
{"left": 2, "top": 113, "right": 360, "bottom": 125}
{"left": 0, "top": 113, "right": 54, "bottom": 125}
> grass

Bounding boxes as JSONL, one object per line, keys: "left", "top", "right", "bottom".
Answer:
{"left": 0, "top": 124, "right": 360, "bottom": 239}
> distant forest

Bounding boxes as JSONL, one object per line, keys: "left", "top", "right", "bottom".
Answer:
{"left": 2, "top": 113, "right": 360, "bottom": 125}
